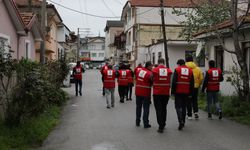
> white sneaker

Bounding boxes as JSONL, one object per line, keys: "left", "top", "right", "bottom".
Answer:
{"left": 187, "top": 116, "right": 192, "bottom": 120}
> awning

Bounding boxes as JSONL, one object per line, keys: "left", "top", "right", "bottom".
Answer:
{"left": 196, "top": 42, "right": 204, "bottom": 57}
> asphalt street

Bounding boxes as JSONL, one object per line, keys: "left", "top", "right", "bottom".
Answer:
{"left": 40, "top": 70, "right": 250, "bottom": 150}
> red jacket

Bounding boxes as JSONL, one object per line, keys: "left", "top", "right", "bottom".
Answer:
{"left": 207, "top": 68, "right": 222, "bottom": 91}
{"left": 152, "top": 65, "right": 172, "bottom": 95}
{"left": 103, "top": 69, "right": 116, "bottom": 89}
{"left": 135, "top": 68, "right": 152, "bottom": 97}
{"left": 118, "top": 69, "right": 129, "bottom": 86}
{"left": 175, "top": 66, "right": 193, "bottom": 94}
{"left": 73, "top": 65, "right": 84, "bottom": 80}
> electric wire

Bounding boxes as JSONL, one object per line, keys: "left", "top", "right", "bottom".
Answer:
{"left": 102, "top": 0, "right": 117, "bottom": 16}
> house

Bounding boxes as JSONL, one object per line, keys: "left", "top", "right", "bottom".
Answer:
{"left": 193, "top": 16, "right": 250, "bottom": 95}
{"left": 15, "top": 0, "right": 63, "bottom": 61}
{"left": 121, "top": 0, "right": 198, "bottom": 68}
{"left": 0, "top": 0, "right": 42, "bottom": 61}
{"left": 104, "top": 20, "right": 124, "bottom": 64}
{"left": 57, "top": 23, "right": 71, "bottom": 60}
{"left": 67, "top": 32, "right": 78, "bottom": 62}
{"left": 79, "top": 36, "right": 105, "bottom": 67}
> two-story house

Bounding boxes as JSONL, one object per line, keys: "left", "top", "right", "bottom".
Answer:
{"left": 104, "top": 20, "right": 124, "bottom": 64}
{"left": 121, "top": 0, "right": 198, "bottom": 68}
{"left": 0, "top": 0, "right": 42, "bottom": 61}
{"left": 15, "top": 0, "right": 63, "bottom": 61}
{"left": 57, "top": 23, "right": 70, "bottom": 60}
{"left": 79, "top": 36, "right": 105, "bottom": 67}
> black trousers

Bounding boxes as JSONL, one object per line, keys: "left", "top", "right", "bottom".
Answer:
{"left": 75, "top": 79, "right": 82, "bottom": 95}
{"left": 136, "top": 96, "right": 151, "bottom": 126}
{"left": 187, "top": 88, "right": 199, "bottom": 116}
{"left": 153, "top": 95, "right": 169, "bottom": 129}
{"left": 118, "top": 85, "right": 128, "bottom": 101}
{"left": 175, "top": 94, "right": 189, "bottom": 124}
{"left": 101, "top": 76, "right": 105, "bottom": 95}
{"left": 127, "top": 83, "right": 133, "bottom": 99}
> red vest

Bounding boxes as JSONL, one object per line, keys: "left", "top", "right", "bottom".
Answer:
{"left": 103, "top": 69, "right": 116, "bottom": 89}
{"left": 135, "top": 68, "right": 152, "bottom": 97}
{"left": 152, "top": 65, "right": 172, "bottom": 95}
{"left": 118, "top": 70, "right": 129, "bottom": 86}
{"left": 175, "top": 66, "right": 192, "bottom": 94}
{"left": 207, "top": 68, "right": 222, "bottom": 91}
{"left": 101, "top": 65, "right": 108, "bottom": 74}
{"left": 134, "top": 66, "right": 142, "bottom": 78}
{"left": 74, "top": 66, "right": 83, "bottom": 80}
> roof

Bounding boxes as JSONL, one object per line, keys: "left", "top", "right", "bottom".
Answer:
{"left": 104, "top": 20, "right": 124, "bottom": 32}
{"left": 20, "top": 12, "right": 35, "bottom": 26}
{"left": 14, "top": 0, "right": 42, "bottom": 6}
{"left": 128, "top": 0, "right": 198, "bottom": 8}
{"left": 194, "top": 15, "right": 250, "bottom": 37}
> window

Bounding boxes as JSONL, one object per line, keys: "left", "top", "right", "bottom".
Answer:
{"left": 243, "top": 42, "right": 250, "bottom": 74}
{"left": 25, "top": 41, "right": 30, "bottom": 59}
{"left": 196, "top": 49, "right": 205, "bottom": 67}
{"left": 91, "top": 53, "right": 97, "bottom": 57}
{"left": 102, "top": 45, "right": 105, "bottom": 50}
{"left": 0, "top": 35, "right": 10, "bottom": 55}
{"left": 127, "top": 31, "right": 131, "bottom": 45}
{"left": 81, "top": 52, "right": 84, "bottom": 56}
{"left": 99, "top": 53, "right": 104, "bottom": 57}
{"left": 158, "top": 52, "right": 162, "bottom": 59}
{"left": 152, "top": 53, "right": 155, "bottom": 64}
{"left": 215, "top": 45, "right": 224, "bottom": 71}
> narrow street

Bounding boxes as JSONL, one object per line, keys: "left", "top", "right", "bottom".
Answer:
{"left": 40, "top": 70, "right": 250, "bottom": 150}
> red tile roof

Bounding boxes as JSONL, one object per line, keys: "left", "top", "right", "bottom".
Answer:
{"left": 128, "top": 0, "right": 224, "bottom": 8}
{"left": 129, "top": 0, "right": 198, "bottom": 8}
{"left": 194, "top": 15, "right": 250, "bottom": 37}
{"left": 20, "top": 12, "right": 35, "bottom": 26}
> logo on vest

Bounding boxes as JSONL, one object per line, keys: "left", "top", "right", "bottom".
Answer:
{"left": 138, "top": 70, "right": 146, "bottom": 78}
{"left": 76, "top": 68, "right": 81, "bottom": 73}
{"left": 212, "top": 70, "right": 219, "bottom": 77}
{"left": 122, "top": 71, "right": 127, "bottom": 77}
{"left": 159, "top": 68, "right": 168, "bottom": 76}
{"left": 181, "top": 68, "right": 189, "bottom": 76}
{"left": 107, "top": 70, "right": 113, "bottom": 76}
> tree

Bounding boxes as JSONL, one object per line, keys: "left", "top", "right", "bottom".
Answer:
{"left": 173, "top": 0, "right": 250, "bottom": 101}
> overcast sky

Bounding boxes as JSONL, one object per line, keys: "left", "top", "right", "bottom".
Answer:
{"left": 49, "top": 0, "right": 127, "bottom": 37}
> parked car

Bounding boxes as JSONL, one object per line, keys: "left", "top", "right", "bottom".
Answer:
{"left": 69, "top": 63, "right": 76, "bottom": 83}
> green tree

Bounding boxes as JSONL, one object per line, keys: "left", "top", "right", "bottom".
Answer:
{"left": 173, "top": 0, "right": 250, "bottom": 101}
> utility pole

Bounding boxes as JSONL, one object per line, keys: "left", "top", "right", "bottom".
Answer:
{"left": 160, "top": 0, "right": 169, "bottom": 68}
{"left": 40, "top": 0, "right": 46, "bottom": 63}
{"left": 77, "top": 28, "right": 80, "bottom": 61}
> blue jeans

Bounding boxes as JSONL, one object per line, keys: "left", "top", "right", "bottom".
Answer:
{"left": 75, "top": 79, "right": 82, "bottom": 95}
{"left": 136, "top": 96, "right": 151, "bottom": 126}
{"left": 207, "top": 92, "right": 222, "bottom": 113}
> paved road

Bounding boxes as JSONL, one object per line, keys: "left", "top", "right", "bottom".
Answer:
{"left": 40, "top": 70, "right": 250, "bottom": 150}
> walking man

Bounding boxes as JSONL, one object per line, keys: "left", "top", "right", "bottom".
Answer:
{"left": 117, "top": 64, "right": 130, "bottom": 103}
{"left": 103, "top": 65, "right": 116, "bottom": 109}
{"left": 126, "top": 64, "right": 134, "bottom": 101}
{"left": 185, "top": 56, "right": 204, "bottom": 119}
{"left": 201, "top": 60, "right": 223, "bottom": 119}
{"left": 152, "top": 58, "right": 172, "bottom": 133}
{"left": 100, "top": 62, "right": 109, "bottom": 96}
{"left": 172, "top": 59, "right": 194, "bottom": 130}
{"left": 73, "top": 61, "right": 85, "bottom": 96}
{"left": 135, "top": 61, "right": 153, "bottom": 128}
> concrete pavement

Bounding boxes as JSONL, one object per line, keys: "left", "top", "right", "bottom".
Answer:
{"left": 40, "top": 70, "right": 250, "bottom": 150}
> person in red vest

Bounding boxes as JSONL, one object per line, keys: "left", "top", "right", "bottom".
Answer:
{"left": 202, "top": 60, "right": 223, "bottom": 119}
{"left": 135, "top": 61, "right": 153, "bottom": 128}
{"left": 152, "top": 58, "right": 172, "bottom": 133}
{"left": 73, "top": 61, "right": 85, "bottom": 96}
{"left": 126, "top": 64, "right": 134, "bottom": 101}
{"left": 171, "top": 59, "right": 194, "bottom": 130}
{"left": 102, "top": 65, "right": 117, "bottom": 109}
{"left": 134, "top": 63, "right": 142, "bottom": 78}
{"left": 100, "top": 62, "right": 109, "bottom": 96}
{"left": 117, "top": 63, "right": 131, "bottom": 103}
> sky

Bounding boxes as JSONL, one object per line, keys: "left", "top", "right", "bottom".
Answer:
{"left": 48, "top": 0, "right": 128, "bottom": 37}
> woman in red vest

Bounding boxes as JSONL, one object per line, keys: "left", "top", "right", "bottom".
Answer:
{"left": 117, "top": 64, "right": 130, "bottom": 103}
{"left": 152, "top": 58, "right": 172, "bottom": 133}
{"left": 201, "top": 60, "right": 223, "bottom": 119}
{"left": 103, "top": 65, "right": 117, "bottom": 109}
{"left": 171, "top": 59, "right": 194, "bottom": 130}
{"left": 73, "top": 61, "right": 85, "bottom": 96}
{"left": 135, "top": 61, "right": 153, "bottom": 128}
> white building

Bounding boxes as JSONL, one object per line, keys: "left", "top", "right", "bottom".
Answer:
{"left": 57, "top": 23, "right": 70, "bottom": 60}
{"left": 104, "top": 20, "right": 124, "bottom": 63}
{"left": 121, "top": 0, "right": 197, "bottom": 68}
